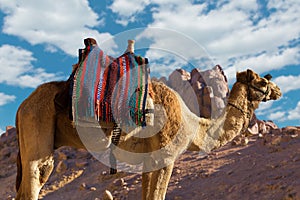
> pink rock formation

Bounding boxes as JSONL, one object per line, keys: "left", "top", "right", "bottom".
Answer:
{"left": 167, "top": 65, "right": 229, "bottom": 119}
{"left": 246, "top": 114, "right": 279, "bottom": 135}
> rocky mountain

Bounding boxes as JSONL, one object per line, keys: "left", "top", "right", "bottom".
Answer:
{"left": 158, "top": 65, "right": 229, "bottom": 119}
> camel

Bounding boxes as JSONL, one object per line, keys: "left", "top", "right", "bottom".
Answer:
{"left": 15, "top": 46, "right": 281, "bottom": 200}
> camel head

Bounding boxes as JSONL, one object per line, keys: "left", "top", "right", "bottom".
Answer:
{"left": 236, "top": 69, "right": 282, "bottom": 102}
{"left": 262, "top": 74, "right": 282, "bottom": 101}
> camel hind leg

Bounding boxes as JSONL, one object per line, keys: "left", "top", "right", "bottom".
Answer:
{"left": 16, "top": 109, "right": 55, "bottom": 200}
{"left": 16, "top": 157, "right": 54, "bottom": 200}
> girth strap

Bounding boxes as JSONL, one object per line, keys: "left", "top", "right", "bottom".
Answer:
{"left": 110, "top": 123, "right": 122, "bottom": 174}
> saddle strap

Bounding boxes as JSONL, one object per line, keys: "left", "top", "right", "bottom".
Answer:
{"left": 110, "top": 123, "right": 122, "bottom": 174}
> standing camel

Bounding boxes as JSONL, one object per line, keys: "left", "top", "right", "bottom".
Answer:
{"left": 15, "top": 54, "right": 281, "bottom": 199}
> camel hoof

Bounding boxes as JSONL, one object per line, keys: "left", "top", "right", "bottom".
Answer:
{"left": 241, "top": 137, "right": 249, "bottom": 146}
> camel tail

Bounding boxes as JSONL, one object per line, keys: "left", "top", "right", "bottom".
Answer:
{"left": 15, "top": 109, "right": 22, "bottom": 192}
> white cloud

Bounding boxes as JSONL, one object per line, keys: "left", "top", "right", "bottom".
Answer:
{"left": 0, "top": 0, "right": 114, "bottom": 56}
{"left": 109, "top": 0, "right": 150, "bottom": 26}
{"left": 145, "top": 0, "right": 261, "bottom": 55}
{"left": 0, "top": 92, "right": 16, "bottom": 106}
{"left": 44, "top": 45, "right": 58, "bottom": 53}
{"left": 265, "top": 101, "right": 300, "bottom": 122}
{"left": 268, "top": 111, "right": 286, "bottom": 121}
{"left": 257, "top": 101, "right": 274, "bottom": 113}
{"left": 224, "top": 46, "right": 300, "bottom": 83}
{"left": 137, "top": 27, "right": 214, "bottom": 77}
{"left": 206, "top": 0, "right": 299, "bottom": 60}
{"left": 146, "top": 51, "right": 188, "bottom": 78}
{"left": 273, "top": 74, "right": 300, "bottom": 94}
{"left": 110, "top": 0, "right": 149, "bottom": 17}
{"left": 256, "top": 100, "right": 284, "bottom": 120}
{"left": 0, "top": 44, "right": 63, "bottom": 88}
{"left": 149, "top": 1, "right": 250, "bottom": 45}
{"left": 287, "top": 101, "right": 300, "bottom": 120}
{"left": 245, "top": 47, "right": 298, "bottom": 71}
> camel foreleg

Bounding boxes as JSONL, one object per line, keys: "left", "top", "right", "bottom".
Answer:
{"left": 142, "top": 171, "right": 153, "bottom": 200}
{"left": 142, "top": 163, "right": 174, "bottom": 200}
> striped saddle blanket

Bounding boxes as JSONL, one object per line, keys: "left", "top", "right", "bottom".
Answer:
{"left": 72, "top": 45, "right": 151, "bottom": 127}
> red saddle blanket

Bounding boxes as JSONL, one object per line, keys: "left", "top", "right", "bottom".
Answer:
{"left": 72, "top": 45, "right": 150, "bottom": 127}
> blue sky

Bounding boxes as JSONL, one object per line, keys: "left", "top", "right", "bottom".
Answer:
{"left": 0, "top": 0, "right": 299, "bottom": 134}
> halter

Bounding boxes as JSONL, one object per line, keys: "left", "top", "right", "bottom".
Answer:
{"left": 247, "top": 82, "right": 270, "bottom": 102}
{"left": 244, "top": 70, "right": 270, "bottom": 102}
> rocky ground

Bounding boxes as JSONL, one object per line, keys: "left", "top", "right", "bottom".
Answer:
{"left": 0, "top": 125, "right": 299, "bottom": 200}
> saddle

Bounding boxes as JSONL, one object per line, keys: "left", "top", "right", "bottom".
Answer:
{"left": 72, "top": 38, "right": 154, "bottom": 128}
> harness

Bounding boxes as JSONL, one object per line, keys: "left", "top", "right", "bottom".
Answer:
{"left": 247, "top": 82, "right": 270, "bottom": 102}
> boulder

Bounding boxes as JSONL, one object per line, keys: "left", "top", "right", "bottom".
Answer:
{"left": 156, "top": 65, "right": 229, "bottom": 119}
{"left": 168, "top": 69, "right": 200, "bottom": 116}
{"left": 246, "top": 114, "right": 279, "bottom": 136}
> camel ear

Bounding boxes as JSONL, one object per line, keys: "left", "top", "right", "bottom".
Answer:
{"left": 264, "top": 74, "right": 272, "bottom": 80}
{"left": 247, "top": 69, "right": 255, "bottom": 81}
{"left": 236, "top": 71, "right": 247, "bottom": 82}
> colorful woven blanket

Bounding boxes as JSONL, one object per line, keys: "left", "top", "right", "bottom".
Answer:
{"left": 72, "top": 45, "right": 150, "bottom": 127}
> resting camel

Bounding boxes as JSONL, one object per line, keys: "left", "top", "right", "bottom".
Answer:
{"left": 15, "top": 52, "right": 281, "bottom": 199}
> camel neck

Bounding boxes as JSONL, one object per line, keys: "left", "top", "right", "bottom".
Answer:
{"left": 203, "top": 82, "right": 254, "bottom": 151}
{"left": 227, "top": 82, "right": 249, "bottom": 109}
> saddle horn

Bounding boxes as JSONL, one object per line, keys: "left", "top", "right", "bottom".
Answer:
{"left": 125, "top": 39, "right": 135, "bottom": 54}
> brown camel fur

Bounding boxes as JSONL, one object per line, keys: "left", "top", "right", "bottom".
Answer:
{"left": 15, "top": 69, "right": 281, "bottom": 200}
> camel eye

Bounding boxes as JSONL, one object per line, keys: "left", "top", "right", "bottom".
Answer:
{"left": 260, "top": 80, "right": 267, "bottom": 86}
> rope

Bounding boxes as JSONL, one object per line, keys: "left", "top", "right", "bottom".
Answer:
{"left": 109, "top": 123, "right": 122, "bottom": 174}
{"left": 227, "top": 102, "right": 251, "bottom": 134}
